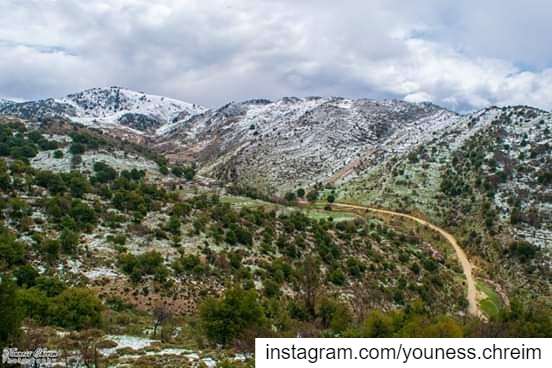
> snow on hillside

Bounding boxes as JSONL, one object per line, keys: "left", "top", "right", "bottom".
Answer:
{"left": 0, "top": 98, "right": 14, "bottom": 109}
{"left": 60, "top": 87, "right": 206, "bottom": 131}
{"left": 0, "top": 87, "right": 207, "bottom": 135}
{"left": 157, "top": 97, "right": 459, "bottom": 191}
{"left": 31, "top": 146, "right": 161, "bottom": 176}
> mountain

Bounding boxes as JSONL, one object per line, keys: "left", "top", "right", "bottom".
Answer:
{"left": 339, "top": 105, "right": 551, "bottom": 295}
{"left": 0, "top": 95, "right": 550, "bottom": 364}
{"left": 0, "top": 87, "right": 206, "bottom": 136}
{"left": 0, "top": 97, "right": 15, "bottom": 109}
{"left": 155, "top": 97, "right": 459, "bottom": 192}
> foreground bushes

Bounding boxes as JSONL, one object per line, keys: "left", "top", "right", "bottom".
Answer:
{"left": 17, "top": 283, "right": 103, "bottom": 330}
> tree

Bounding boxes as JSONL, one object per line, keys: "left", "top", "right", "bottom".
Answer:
{"left": 66, "top": 172, "right": 90, "bottom": 198}
{"left": 360, "top": 310, "right": 396, "bottom": 337}
{"left": 0, "top": 229, "right": 26, "bottom": 267}
{"left": 17, "top": 287, "right": 49, "bottom": 323}
{"left": 306, "top": 190, "right": 319, "bottom": 202}
{"left": 285, "top": 192, "right": 296, "bottom": 202}
{"left": 92, "top": 162, "right": 118, "bottom": 183}
{"left": 14, "top": 265, "right": 39, "bottom": 288}
{"left": 296, "top": 188, "right": 305, "bottom": 198}
{"left": 328, "top": 268, "right": 346, "bottom": 286}
{"left": 0, "top": 277, "right": 22, "bottom": 348}
{"left": 69, "top": 143, "right": 86, "bottom": 155}
{"left": 48, "top": 288, "right": 103, "bottom": 330}
{"left": 152, "top": 304, "right": 172, "bottom": 338}
{"left": 53, "top": 150, "right": 64, "bottom": 159}
{"left": 166, "top": 216, "right": 181, "bottom": 235}
{"left": 60, "top": 229, "right": 80, "bottom": 254}
{"left": 42, "top": 239, "right": 61, "bottom": 263}
{"left": 298, "top": 256, "right": 320, "bottom": 318}
{"left": 327, "top": 194, "right": 335, "bottom": 203}
{"left": 199, "top": 288, "right": 265, "bottom": 346}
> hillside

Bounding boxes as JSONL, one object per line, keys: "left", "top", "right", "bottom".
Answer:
{"left": 156, "top": 97, "right": 459, "bottom": 193}
{"left": 0, "top": 98, "right": 14, "bottom": 109}
{"left": 0, "top": 104, "right": 550, "bottom": 366}
{"left": 0, "top": 87, "right": 206, "bottom": 137}
{"left": 340, "top": 105, "right": 552, "bottom": 299}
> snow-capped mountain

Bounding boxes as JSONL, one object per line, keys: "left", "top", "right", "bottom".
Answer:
{"left": 155, "top": 97, "right": 460, "bottom": 191}
{"left": 0, "top": 98, "right": 15, "bottom": 109}
{"left": 0, "top": 87, "right": 206, "bottom": 135}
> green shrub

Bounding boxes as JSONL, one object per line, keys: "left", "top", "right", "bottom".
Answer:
{"left": 199, "top": 288, "right": 266, "bottom": 346}
{"left": 48, "top": 288, "right": 103, "bottom": 330}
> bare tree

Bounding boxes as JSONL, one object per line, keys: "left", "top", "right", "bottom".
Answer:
{"left": 298, "top": 256, "right": 320, "bottom": 318}
{"left": 152, "top": 304, "right": 172, "bottom": 338}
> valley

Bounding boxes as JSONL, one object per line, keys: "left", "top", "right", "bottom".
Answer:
{"left": 0, "top": 88, "right": 550, "bottom": 367}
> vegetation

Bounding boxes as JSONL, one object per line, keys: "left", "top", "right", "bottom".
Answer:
{"left": 0, "top": 116, "right": 549, "bottom": 366}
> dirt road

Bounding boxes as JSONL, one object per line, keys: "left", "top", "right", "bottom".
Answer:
{"left": 330, "top": 202, "right": 481, "bottom": 317}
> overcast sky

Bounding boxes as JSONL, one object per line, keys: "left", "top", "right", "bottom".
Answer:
{"left": 1, "top": 0, "right": 552, "bottom": 112}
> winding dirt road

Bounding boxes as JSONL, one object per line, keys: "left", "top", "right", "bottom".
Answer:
{"left": 330, "top": 202, "right": 481, "bottom": 317}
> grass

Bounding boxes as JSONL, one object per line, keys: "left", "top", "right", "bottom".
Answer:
{"left": 302, "top": 208, "right": 357, "bottom": 222}
{"left": 477, "top": 281, "right": 503, "bottom": 319}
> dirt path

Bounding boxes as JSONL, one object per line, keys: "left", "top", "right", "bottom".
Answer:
{"left": 330, "top": 202, "right": 481, "bottom": 317}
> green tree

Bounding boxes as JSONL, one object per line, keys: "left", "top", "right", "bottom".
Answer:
{"left": 285, "top": 192, "right": 296, "bottom": 202}
{"left": 0, "top": 229, "right": 26, "bottom": 267}
{"left": 48, "top": 288, "right": 103, "bottom": 330}
{"left": 14, "top": 265, "right": 39, "bottom": 288}
{"left": 60, "top": 229, "right": 80, "bottom": 254}
{"left": 69, "top": 143, "right": 86, "bottom": 155}
{"left": 306, "top": 190, "right": 319, "bottom": 202}
{"left": 17, "top": 287, "right": 49, "bottom": 323}
{"left": 199, "top": 288, "right": 265, "bottom": 346}
{"left": 0, "top": 277, "right": 22, "bottom": 348}
{"left": 166, "top": 216, "right": 181, "bottom": 235}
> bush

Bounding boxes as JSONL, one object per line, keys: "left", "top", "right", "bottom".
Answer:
{"left": 48, "top": 288, "right": 103, "bottom": 330}
{"left": 14, "top": 265, "right": 39, "bottom": 288}
{"left": 0, "top": 229, "right": 26, "bottom": 267}
{"left": 17, "top": 287, "right": 49, "bottom": 322}
{"left": 118, "top": 251, "right": 169, "bottom": 282}
{"left": 306, "top": 190, "right": 319, "bottom": 202}
{"left": 0, "top": 278, "right": 22, "bottom": 346}
{"left": 93, "top": 162, "right": 118, "bottom": 183}
{"left": 172, "top": 165, "right": 195, "bottom": 180}
{"left": 199, "top": 288, "right": 265, "bottom": 346}
{"left": 285, "top": 192, "right": 296, "bottom": 202}
{"left": 328, "top": 269, "right": 346, "bottom": 286}
{"left": 69, "top": 143, "right": 86, "bottom": 155}
{"left": 509, "top": 241, "right": 537, "bottom": 262}
{"left": 60, "top": 229, "right": 79, "bottom": 254}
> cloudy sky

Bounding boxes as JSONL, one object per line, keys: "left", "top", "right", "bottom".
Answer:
{"left": 1, "top": 0, "right": 552, "bottom": 111}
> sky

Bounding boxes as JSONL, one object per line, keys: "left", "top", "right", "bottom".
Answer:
{"left": 1, "top": 0, "right": 552, "bottom": 112}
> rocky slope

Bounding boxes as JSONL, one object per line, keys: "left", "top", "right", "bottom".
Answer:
{"left": 156, "top": 97, "right": 460, "bottom": 192}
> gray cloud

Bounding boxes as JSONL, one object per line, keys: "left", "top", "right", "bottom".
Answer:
{"left": 1, "top": 0, "right": 551, "bottom": 111}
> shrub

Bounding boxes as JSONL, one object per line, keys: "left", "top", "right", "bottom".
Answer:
{"left": 0, "top": 278, "right": 22, "bottom": 346}
{"left": 14, "top": 265, "right": 39, "bottom": 288}
{"left": 328, "top": 269, "right": 346, "bottom": 286}
{"left": 48, "top": 288, "right": 103, "bottom": 330}
{"left": 199, "top": 288, "right": 265, "bottom": 346}
{"left": 93, "top": 162, "right": 118, "bottom": 183}
{"left": 0, "top": 229, "right": 26, "bottom": 267}
{"left": 60, "top": 229, "right": 79, "bottom": 254}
